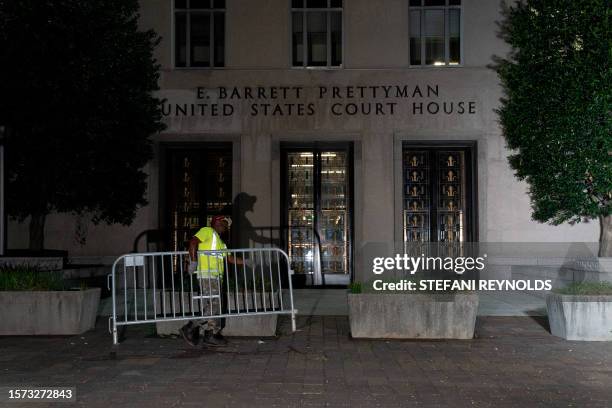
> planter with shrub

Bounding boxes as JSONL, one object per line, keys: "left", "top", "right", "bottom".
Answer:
{"left": 546, "top": 282, "right": 612, "bottom": 341}
{"left": 0, "top": 266, "right": 100, "bottom": 335}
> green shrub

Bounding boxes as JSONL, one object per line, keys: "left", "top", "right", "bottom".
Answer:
{"left": 555, "top": 281, "right": 612, "bottom": 296}
{"left": 0, "top": 266, "right": 65, "bottom": 291}
{"left": 349, "top": 282, "right": 362, "bottom": 294}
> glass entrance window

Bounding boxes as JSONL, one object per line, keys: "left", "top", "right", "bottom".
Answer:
{"left": 165, "top": 145, "right": 232, "bottom": 252}
{"left": 287, "top": 152, "right": 316, "bottom": 275}
{"left": 283, "top": 144, "right": 353, "bottom": 286}
{"left": 320, "top": 151, "right": 349, "bottom": 275}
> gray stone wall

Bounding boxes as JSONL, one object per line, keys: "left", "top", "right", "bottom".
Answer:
{"left": 7, "top": 0, "right": 599, "bottom": 260}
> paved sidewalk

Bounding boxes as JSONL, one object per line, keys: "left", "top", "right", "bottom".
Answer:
{"left": 1, "top": 316, "right": 611, "bottom": 407}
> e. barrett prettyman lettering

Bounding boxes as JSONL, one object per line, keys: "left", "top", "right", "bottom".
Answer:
{"left": 211, "top": 84, "right": 438, "bottom": 100}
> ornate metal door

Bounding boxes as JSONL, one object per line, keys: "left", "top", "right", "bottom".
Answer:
{"left": 402, "top": 145, "right": 476, "bottom": 246}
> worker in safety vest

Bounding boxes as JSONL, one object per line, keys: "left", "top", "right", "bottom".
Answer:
{"left": 180, "top": 215, "right": 245, "bottom": 347}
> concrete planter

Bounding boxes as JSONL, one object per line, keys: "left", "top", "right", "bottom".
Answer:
{"left": 157, "top": 314, "right": 278, "bottom": 337}
{"left": 546, "top": 293, "right": 612, "bottom": 341}
{"left": 0, "top": 288, "right": 100, "bottom": 335}
{"left": 221, "top": 314, "right": 277, "bottom": 337}
{"left": 155, "top": 290, "right": 280, "bottom": 337}
{"left": 224, "top": 291, "right": 280, "bottom": 336}
{"left": 149, "top": 290, "right": 281, "bottom": 315}
{"left": 227, "top": 291, "right": 281, "bottom": 312}
{"left": 348, "top": 293, "right": 478, "bottom": 339}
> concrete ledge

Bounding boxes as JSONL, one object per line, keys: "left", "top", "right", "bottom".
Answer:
{"left": 546, "top": 293, "right": 612, "bottom": 341}
{"left": 486, "top": 256, "right": 612, "bottom": 273}
{"left": 62, "top": 266, "right": 111, "bottom": 279}
{"left": 0, "top": 257, "right": 63, "bottom": 271}
{"left": 67, "top": 256, "right": 117, "bottom": 266}
{"left": 156, "top": 314, "right": 278, "bottom": 337}
{"left": 348, "top": 293, "right": 478, "bottom": 339}
{"left": 0, "top": 288, "right": 100, "bottom": 335}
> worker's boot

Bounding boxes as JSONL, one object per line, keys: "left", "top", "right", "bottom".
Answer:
{"left": 179, "top": 321, "right": 199, "bottom": 346}
{"left": 213, "top": 332, "right": 228, "bottom": 345}
{"left": 202, "top": 330, "right": 227, "bottom": 346}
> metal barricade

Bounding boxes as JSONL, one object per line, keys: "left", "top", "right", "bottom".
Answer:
{"left": 108, "top": 248, "right": 297, "bottom": 345}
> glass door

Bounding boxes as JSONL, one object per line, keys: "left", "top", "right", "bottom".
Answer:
{"left": 282, "top": 144, "right": 353, "bottom": 287}
{"left": 287, "top": 152, "right": 317, "bottom": 278}
{"left": 165, "top": 144, "right": 233, "bottom": 252}
{"left": 319, "top": 150, "right": 350, "bottom": 283}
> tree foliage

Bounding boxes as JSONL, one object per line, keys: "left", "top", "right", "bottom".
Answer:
{"left": 0, "top": 0, "right": 165, "bottom": 248}
{"left": 494, "top": 0, "right": 611, "bottom": 226}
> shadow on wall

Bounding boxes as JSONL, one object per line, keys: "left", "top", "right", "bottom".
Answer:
{"left": 231, "top": 192, "right": 324, "bottom": 255}
{"left": 131, "top": 192, "right": 277, "bottom": 252}
{"left": 231, "top": 192, "right": 280, "bottom": 249}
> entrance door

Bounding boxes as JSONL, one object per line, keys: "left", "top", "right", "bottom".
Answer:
{"left": 402, "top": 144, "right": 477, "bottom": 248}
{"left": 282, "top": 143, "right": 354, "bottom": 287}
{"left": 163, "top": 144, "right": 233, "bottom": 252}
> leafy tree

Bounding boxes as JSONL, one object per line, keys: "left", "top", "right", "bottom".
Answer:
{"left": 0, "top": 0, "right": 165, "bottom": 250}
{"left": 494, "top": 0, "right": 611, "bottom": 256}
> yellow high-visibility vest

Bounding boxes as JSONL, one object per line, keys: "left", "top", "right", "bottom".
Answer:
{"left": 194, "top": 227, "right": 227, "bottom": 278}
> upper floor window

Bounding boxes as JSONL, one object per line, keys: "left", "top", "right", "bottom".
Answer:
{"left": 174, "top": 0, "right": 225, "bottom": 68}
{"left": 291, "top": 0, "right": 343, "bottom": 67}
{"left": 409, "top": 0, "right": 461, "bottom": 66}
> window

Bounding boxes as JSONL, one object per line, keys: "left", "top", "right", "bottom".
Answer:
{"left": 174, "top": 0, "right": 225, "bottom": 68}
{"left": 409, "top": 0, "right": 461, "bottom": 66}
{"left": 291, "top": 0, "right": 342, "bottom": 67}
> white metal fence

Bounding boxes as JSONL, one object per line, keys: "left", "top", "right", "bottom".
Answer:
{"left": 108, "top": 248, "right": 297, "bottom": 344}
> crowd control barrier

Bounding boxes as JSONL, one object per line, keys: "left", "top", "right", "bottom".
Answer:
{"left": 108, "top": 248, "right": 297, "bottom": 345}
